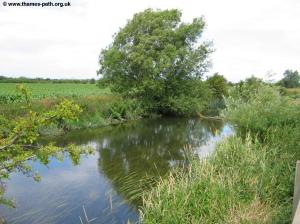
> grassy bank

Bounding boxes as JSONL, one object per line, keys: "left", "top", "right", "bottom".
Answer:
{"left": 142, "top": 85, "right": 300, "bottom": 223}
{"left": 0, "top": 82, "right": 221, "bottom": 137}
{"left": 0, "top": 94, "right": 145, "bottom": 136}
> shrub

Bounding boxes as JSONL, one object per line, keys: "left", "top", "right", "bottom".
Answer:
{"left": 223, "top": 84, "right": 300, "bottom": 134}
{"left": 109, "top": 99, "right": 143, "bottom": 120}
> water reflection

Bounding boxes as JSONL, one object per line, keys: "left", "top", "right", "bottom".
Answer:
{"left": 96, "top": 118, "right": 227, "bottom": 208}
{"left": 0, "top": 118, "right": 231, "bottom": 224}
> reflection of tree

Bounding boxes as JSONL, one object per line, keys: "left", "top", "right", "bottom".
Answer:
{"left": 38, "top": 118, "right": 224, "bottom": 209}
{"left": 0, "top": 144, "right": 93, "bottom": 208}
{"left": 0, "top": 86, "right": 87, "bottom": 209}
{"left": 95, "top": 118, "right": 224, "bottom": 208}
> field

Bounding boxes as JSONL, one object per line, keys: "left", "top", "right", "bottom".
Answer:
{"left": 285, "top": 87, "right": 300, "bottom": 98}
{"left": 0, "top": 82, "right": 142, "bottom": 134}
{"left": 0, "top": 83, "right": 110, "bottom": 103}
{"left": 284, "top": 87, "right": 300, "bottom": 104}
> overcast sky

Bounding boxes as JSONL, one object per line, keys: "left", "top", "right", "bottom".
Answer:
{"left": 0, "top": 0, "right": 299, "bottom": 82}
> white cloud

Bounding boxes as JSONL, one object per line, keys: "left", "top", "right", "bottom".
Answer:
{"left": 0, "top": 0, "right": 299, "bottom": 81}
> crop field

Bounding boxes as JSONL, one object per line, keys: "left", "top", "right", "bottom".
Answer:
{"left": 0, "top": 83, "right": 110, "bottom": 103}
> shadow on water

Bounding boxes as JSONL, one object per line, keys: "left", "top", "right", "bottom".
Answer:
{"left": 0, "top": 117, "right": 232, "bottom": 224}
{"left": 96, "top": 118, "right": 226, "bottom": 208}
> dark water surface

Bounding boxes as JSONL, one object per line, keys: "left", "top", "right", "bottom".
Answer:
{"left": 0, "top": 118, "right": 232, "bottom": 224}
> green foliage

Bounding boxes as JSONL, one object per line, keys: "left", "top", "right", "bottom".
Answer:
{"left": 223, "top": 84, "right": 300, "bottom": 134}
{"left": 142, "top": 83, "right": 300, "bottom": 223}
{"left": 109, "top": 99, "right": 143, "bottom": 120}
{"left": 0, "top": 85, "right": 93, "bottom": 207}
{"left": 204, "top": 73, "right": 228, "bottom": 115}
{"left": 281, "top": 87, "right": 300, "bottom": 101}
{"left": 206, "top": 73, "right": 228, "bottom": 99}
{"left": 229, "top": 76, "right": 265, "bottom": 102}
{"left": 62, "top": 96, "right": 144, "bottom": 130}
{"left": 279, "top": 70, "right": 300, "bottom": 88}
{"left": 142, "top": 127, "right": 300, "bottom": 223}
{"left": 98, "top": 8, "right": 212, "bottom": 115}
{"left": 203, "top": 98, "right": 226, "bottom": 116}
{"left": 223, "top": 83, "right": 300, "bottom": 222}
{"left": 0, "top": 94, "right": 144, "bottom": 134}
{"left": 142, "top": 136, "right": 273, "bottom": 223}
{"left": 159, "top": 80, "right": 212, "bottom": 116}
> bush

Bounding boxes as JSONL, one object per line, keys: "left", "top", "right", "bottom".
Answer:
{"left": 203, "top": 98, "right": 226, "bottom": 116}
{"left": 109, "top": 99, "right": 143, "bottom": 120}
{"left": 223, "top": 84, "right": 300, "bottom": 134}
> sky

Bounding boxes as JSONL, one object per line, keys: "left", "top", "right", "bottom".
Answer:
{"left": 0, "top": 0, "right": 299, "bottom": 82}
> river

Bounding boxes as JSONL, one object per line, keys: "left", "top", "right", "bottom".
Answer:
{"left": 0, "top": 118, "right": 232, "bottom": 224}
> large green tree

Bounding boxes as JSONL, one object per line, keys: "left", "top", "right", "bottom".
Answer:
{"left": 98, "top": 9, "right": 212, "bottom": 115}
{"left": 279, "top": 69, "right": 300, "bottom": 88}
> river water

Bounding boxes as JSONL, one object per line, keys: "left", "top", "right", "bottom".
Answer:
{"left": 0, "top": 118, "right": 232, "bottom": 224}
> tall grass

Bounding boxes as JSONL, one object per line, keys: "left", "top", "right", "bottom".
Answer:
{"left": 141, "top": 84, "right": 300, "bottom": 223}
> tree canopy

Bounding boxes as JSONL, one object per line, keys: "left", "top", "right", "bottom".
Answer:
{"left": 98, "top": 9, "right": 212, "bottom": 115}
{"left": 279, "top": 69, "right": 300, "bottom": 88}
{"left": 206, "top": 73, "right": 228, "bottom": 99}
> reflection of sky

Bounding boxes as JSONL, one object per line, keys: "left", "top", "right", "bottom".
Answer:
{"left": 0, "top": 119, "right": 233, "bottom": 224}
{"left": 0, "top": 152, "right": 138, "bottom": 224}
{"left": 195, "top": 124, "right": 234, "bottom": 158}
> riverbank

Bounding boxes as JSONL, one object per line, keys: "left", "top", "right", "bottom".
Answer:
{"left": 0, "top": 95, "right": 146, "bottom": 136}
{"left": 141, "top": 85, "right": 300, "bottom": 223}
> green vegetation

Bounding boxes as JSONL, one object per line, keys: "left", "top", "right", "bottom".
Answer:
{"left": 206, "top": 73, "right": 228, "bottom": 99}
{"left": 0, "top": 83, "right": 109, "bottom": 104}
{"left": 98, "top": 9, "right": 213, "bottom": 116}
{"left": 0, "top": 75, "right": 96, "bottom": 84}
{"left": 204, "top": 73, "right": 228, "bottom": 115}
{"left": 0, "top": 95, "right": 143, "bottom": 136}
{"left": 278, "top": 70, "right": 300, "bottom": 88}
{"left": 0, "top": 85, "right": 143, "bottom": 209}
{"left": 0, "top": 84, "right": 142, "bottom": 210}
{"left": 0, "top": 83, "right": 143, "bottom": 133}
{"left": 142, "top": 82, "right": 300, "bottom": 223}
{"left": 2, "top": 8, "right": 298, "bottom": 223}
{"left": 281, "top": 87, "right": 300, "bottom": 104}
{"left": 0, "top": 85, "right": 94, "bottom": 207}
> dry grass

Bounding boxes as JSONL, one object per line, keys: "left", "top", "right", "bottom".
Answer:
{"left": 229, "top": 198, "right": 272, "bottom": 224}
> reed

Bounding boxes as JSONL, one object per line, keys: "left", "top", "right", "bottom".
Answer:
{"left": 141, "top": 85, "right": 300, "bottom": 223}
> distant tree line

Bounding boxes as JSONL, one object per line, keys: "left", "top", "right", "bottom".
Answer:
{"left": 0, "top": 76, "right": 96, "bottom": 84}
{"left": 230, "top": 69, "right": 300, "bottom": 89}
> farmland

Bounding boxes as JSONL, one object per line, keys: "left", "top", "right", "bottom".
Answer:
{"left": 0, "top": 83, "right": 110, "bottom": 104}
{"left": 0, "top": 82, "right": 141, "bottom": 135}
